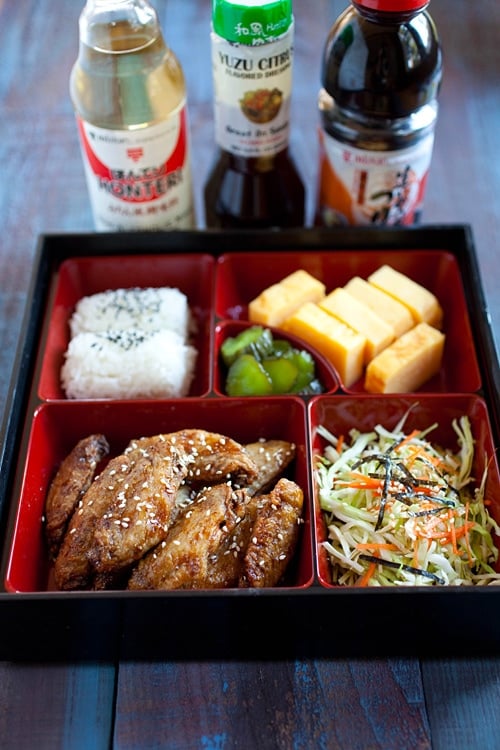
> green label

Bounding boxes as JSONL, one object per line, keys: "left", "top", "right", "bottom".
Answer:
{"left": 211, "top": 25, "right": 294, "bottom": 157}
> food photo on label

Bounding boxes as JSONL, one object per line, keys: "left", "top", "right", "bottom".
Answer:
{"left": 239, "top": 88, "right": 283, "bottom": 124}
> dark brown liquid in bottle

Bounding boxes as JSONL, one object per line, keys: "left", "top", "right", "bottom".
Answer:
{"left": 315, "top": 6, "right": 442, "bottom": 227}
{"left": 322, "top": 8, "right": 442, "bottom": 128}
{"left": 204, "top": 149, "right": 305, "bottom": 229}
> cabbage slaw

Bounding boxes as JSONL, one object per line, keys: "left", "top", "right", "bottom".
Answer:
{"left": 316, "top": 412, "right": 500, "bottom": 586}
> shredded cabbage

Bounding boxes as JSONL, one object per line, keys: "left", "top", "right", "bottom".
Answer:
{"left": 316, "top": 413, "right": 500, "bottom": 587}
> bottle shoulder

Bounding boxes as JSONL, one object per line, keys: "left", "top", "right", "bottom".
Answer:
{"left": 70, "top": 40, "right": 187, "bottom": 128}
{"left": 322, "top": 7, "right": 442, "bottom": 118}
{"left": 204, "top": 148, "right": 305, "bottom": 229}
{"left": 207, "top": 148, "right": 300, "bottom": 173}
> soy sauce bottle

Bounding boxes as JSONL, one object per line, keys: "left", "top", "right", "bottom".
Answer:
{"left": 316, "top": 0, "right": 442, "bottom": 227}
{"left": 204, "top": 0, "right": 305, "bottom": 229}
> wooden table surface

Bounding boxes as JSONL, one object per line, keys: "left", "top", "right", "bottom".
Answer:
{"left": 0, "top": 1, "right": 499, "bottom": 748}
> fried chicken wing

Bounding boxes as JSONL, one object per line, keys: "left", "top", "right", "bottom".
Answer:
{"left": 54, "top": 440, "right": 168, "bottom": 590}
{"left": 203, "top": 492, "right": 262, "bottom": 588}
{"left": 44, "top": 434, "right": 109, "bottom": 560}
{"left": 128, "top": 483, "right": 254, "bottom": 590}
{"left": 239, "top": 477, "right": 304, "bottom": 588}
{"left": 54, "top": 429, "right": 258, "bottom": 589}
{"left": 243, "top": 440, "right": 296, "bottom": 496}
{"left": 90, "top": 430, "right": 258, "bottom": 574}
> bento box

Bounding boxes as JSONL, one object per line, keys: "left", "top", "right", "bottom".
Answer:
{"left": 0, "top": 225, "right": 499, "bottom": 661}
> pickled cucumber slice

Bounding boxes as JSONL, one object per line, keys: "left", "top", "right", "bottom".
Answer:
{"left": 261, "top": 357, "right": 299, "bottom": 394}
{"left": 225, "top": 354, "right": 273, "bottom": 396}
{"left": 284, "top": 349, "right": 315, "bottom": 392}
{"left": 222, "top": 325, "right": 324, "bottom": 396}
{"left": 220, "top": 326, "right": 274, "bottom": 367}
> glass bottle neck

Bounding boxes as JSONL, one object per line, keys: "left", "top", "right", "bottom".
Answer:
{"left": 351, "top": 1, "right": 428, "bottom": 24}
{"left": 80, "top": 0, "right": 159, "bottom": 50}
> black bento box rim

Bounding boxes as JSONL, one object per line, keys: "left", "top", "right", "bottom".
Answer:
{"left": 0, "top": 224, "right": 499, "bottom": 661}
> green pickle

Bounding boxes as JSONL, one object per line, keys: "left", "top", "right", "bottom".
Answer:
{"left": 220, "top": 326, "right": 273, "bottom": 366}
{"left": 226, "top": 354, "right": 273, "bottom": 396}
{"left": 261, "top": 357, "right": 299, "bottom": 394}
{"left": 222, "top": 325, "right": 324, "bottom": 396}
{"left": 271, "top": 339, "right": 292, "bottom": 355}
{"left": 286, "top": 350, "right": 314, "bottom": 391}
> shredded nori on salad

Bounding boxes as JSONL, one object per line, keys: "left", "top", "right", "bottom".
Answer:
{"left": 358, "top": 553, "right": 446, "bottom": 585}
{"left": 316, "top": 411, "right": 500, "bottom": 587}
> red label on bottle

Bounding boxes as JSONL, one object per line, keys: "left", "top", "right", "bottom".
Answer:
{"left": 76, "top": 107, "right": 194, "bottom": 230}
{"left": 77, "top": 110, "right": 187, "bottom": 204}
{"left": 317, "top": 129, "right": 434, "bottom": 226}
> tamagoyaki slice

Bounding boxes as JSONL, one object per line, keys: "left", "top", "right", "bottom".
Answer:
{"left": 319, "top": 287, "right": 395, "bottom": 364}
{"left": 344, "top": 275, "right": 414, "bottom": 338}
{"left": 364, "top": 322, "right": 445, "bottom": 393}
{"left": 282, "top": 302, "right": 366, "bottom": 387}
{"left": 368, "top": 265, "right": 444, "bottom": 329}
{"left": 248, "top": 270, "right": 326, "bottom": 328}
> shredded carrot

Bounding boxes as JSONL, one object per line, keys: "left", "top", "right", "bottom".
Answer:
{"left": 453, "top": 523, "right": 476, "bottom": 541}
{"left": 358, "top": 560, "right": 377, "bottom": 587}
{"left": 403, "top": 446, "right": 423, "bottom": 471}
{"left": 403, "top": 440, "right": 446, "bottom": 472}
{"left": 340, "top": 470, "right": 445, "bottom": 499}
{"left": 411, "top": 484, "right": 442, "bottom": 497}
{"left": 463, "top": 501, "right": 474, "bottom": 564}
{"left": 336, "top": 434, "right": 344, "bottom": 454}
{"left": 394, "top": 428, "right": 420, "bottom": 451}
{"left": 337, "top": 472, "right": 384, "bottom": 491}
{"left": 316, "top": 414, "right": 500, "bottom": 587}
{"left": 347, "top": 471, "right": 380, "bottom": 482}
{"left": 412, "top": 538, "right": 420, "bottom": 568}
{"left": 414, "top": 518, "right": 475, "bottom": 544}
{"left": 345, "top": 481, "right": 382, "bottom": 491}
{"left": 448, "top": 508, "right": 458, "bottom": 554}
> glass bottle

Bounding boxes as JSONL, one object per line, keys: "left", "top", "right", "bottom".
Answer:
{"left": 204, "top": 0, "right": 305, "bottom": 229}
{"left": 70, "top": 0, "right": 195, "bottom": 231}
{"left": 315, "top": 0, "right": 442, "bottom": 227}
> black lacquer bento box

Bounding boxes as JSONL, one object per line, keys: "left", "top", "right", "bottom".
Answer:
{"left": 0, "top": 225, "right": 499, "bottom": 661}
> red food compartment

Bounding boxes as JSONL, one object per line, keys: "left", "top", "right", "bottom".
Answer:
{"left": 213, "top": 320, "right": 340, "bottom": 397}
{"left": 5, "top": 397, "right": 313, "bottom": 593}
{"left": 309, "top": 394, "right": 500, "bottom": 588}
{"left": 215, "top": 250, "right": 481, "bottom": 393}
{"left": 38, "top": 254, "right": 215, "bottom": 400}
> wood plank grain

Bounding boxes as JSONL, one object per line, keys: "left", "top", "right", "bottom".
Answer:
{"left": 113, "top": 659, "right": 430, "bottom": 749}
{"left": 0, "top": 662, "right": 116, "bottom": 750}
{"left": 422, "top": 658, "right": 500, "bottom": 750}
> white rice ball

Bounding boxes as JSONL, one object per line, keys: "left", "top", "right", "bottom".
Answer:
{"left": 61, "top": 329, "right": 197, "bottom": 400}
{"left": 69, "top": 287, "right": 191, "bottom": 340}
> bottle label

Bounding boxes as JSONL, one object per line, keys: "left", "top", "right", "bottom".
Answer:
{"left": 317, "top": 129, "right": 436, "bottom": 226}
{"left": 76, "top": 106, "right": 194, "bottom": 231}
{"left": 211, "top": 25, "right": 293, "bottom": 158}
